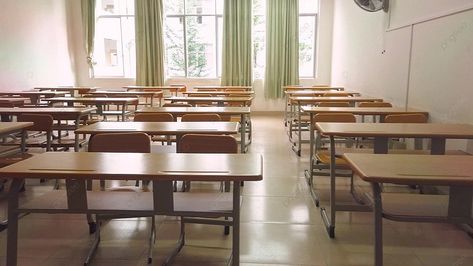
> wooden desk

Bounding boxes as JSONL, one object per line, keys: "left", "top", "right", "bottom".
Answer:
{"left": 0, "top": 152, "right": 263, "bottom": 266}
{"left": 135, "top": 107, "right": 251, "bottom": 152}
{"left": 315, "top": 122, "right": 473, "bottom": 238}
{"left": 0, "top": 107, "right": 97, "bottom": 151}
{"left": 183, "top": 91, "right": 254, "bottom": 96}
{"left": 75, "top": 121, "right": 239, "bottom": 151}
{"left": 44, "top": 97, "right": 139, "bottom": 121}
{"left": 167, "top": 96, "right": 253, "bottom": 107}
{"left": 0, "top": 98, "right": 29, "bottom": 108}
{"left": 343, "top": 153, "right": 473, "bottom": 266}
{"left": 89, "top": 90, "right": 163, "bottom": 107}
{"left": 0, "top": 91, "right": 66, "bottom": 105}
{"left": 35, "top": 87, "right": 97, "bottom": 96}
{"left": 193, "top": 85, "right": 252, "bottom": 91}
{"left": 124, "top": 85, "right": 185, "bottom": 96}
{"left": 289, "top": 97, "right": 384, "bottom": 156}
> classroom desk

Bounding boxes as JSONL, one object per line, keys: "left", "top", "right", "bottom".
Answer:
{"left": 0, "top": 91, "right": 66, "bottom": 105}
{"left": 315, "top": 122, "right": 473, "bottom": 238}
{"left": 289, "top": 97, "right": 384, "bottom": 156}
{"left": 44, "top": 97, "right": 139, "bottom": 121}
{"left": 35, "top": 87, "right": 97, "bottom": 96}
{"left": 135, "top": 107, "right": 252, "bottom": 152}
{"left": 343, "top": 153, "right": 473, "bottom": 266}
{"left": 193, "top": 85, "right": 253, "bottom": 91}
{"left": 89, "top": 90, "right": 162, "bottom": 107}
{"left": 283, "top": 86, "right": 345, "bottom": 91}
{"left": 0, "top": 98, "right": 29, "bottom": 108}
{"left": 166, "top": 96, "right": 253, "bottom": 107}
{"left": 0, "top": 122, "right": 33, "bottom": 231}
{"left": 75, "top": 121, "right": 239, "bottom": 151}
{"left": 0, "top": 152, "right": 263, "bottom": 266}
{"left": 0, "top": 107, "right": 97, "bottom": 151}
{"left": 183, "top": 91, "right": 255, "bottom": 96}
{"left": 124, "top": 85, "right": 185, "bottom": 96}
{"left": 283, "top": 91, "right": 361, "bottom": 126}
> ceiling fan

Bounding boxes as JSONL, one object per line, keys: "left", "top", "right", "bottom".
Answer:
{"left": 354, "top": 0, "right": 389, "bottom": 12}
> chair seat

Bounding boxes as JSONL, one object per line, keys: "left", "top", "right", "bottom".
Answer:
{"left": 316, "top": 150, "right": 349, "bottom": 166}
{"left": 0, "top": 153, "right": 34, "bottom": 168}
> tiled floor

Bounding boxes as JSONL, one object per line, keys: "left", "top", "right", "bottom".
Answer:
{"left": 1, "top": 113, "right": 473, "bottom": 265}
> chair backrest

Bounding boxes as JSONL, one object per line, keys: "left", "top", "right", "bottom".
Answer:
{"left": 134, "top": 113, "right": 174, "bottom": 122}
{"left": 178, "top": 134, "right": 237, "bottom": 153}
{"left": 195, "top": 89, "right": 218, "bottom": 92}
{"left": 224, "top": 88, "right": 246, "bottom": 92}
{"left": 313, "top": 113, "right": 356, "bottom": 123}
{"left": 317, "top": 102, "right": 351, "bottom": 107}
{"left": 181, "top": 114, "right": 222, "bottom": 122}
{"left": 323, "top": 93, "right": 351, "bottom": 97}
{"left": 358, "top": 102, "right": 393, "bottom": 107}
{"left": 188, "top": 93, "right": 212, "bottom": 97}
{"left": 83, "top": 94, "right": 107, "bottom": 98}
{"left": 163, "top": 103, "right": 192, "bottom": 107}
{"left": 384, "top": 113, "right": 427, "bottom": 123}
{"left": 88, "top": 132, "right": 150, "bottom": 153}
{"left": 17, "top": 114, "right": 54, "bottom": 131}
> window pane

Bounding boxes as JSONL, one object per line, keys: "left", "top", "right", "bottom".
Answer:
{"left": 216, "top": 0, "right": 223, "bottom": 15}
{"left": 185, "top": 0, "right": 215, "bottom": 15}
{"left": 94, "top": 17, "right": 125, "bottom": 77}
{"left": 253, "top": 0, "right": 265, "bottom": 16}
{"left": 299, "top": 16, "right": 316, "bottom": 77}
{"left": 217, "top": 16, "right": 223, "bottom": 77}
{"left": 186, "top": 16, "right": 216, "bottom": 78}
{"left": 121, "top": 17, "right": 136, "bottom": 78}
{"left": 165, "top": 17, "right": 186, "bottom": 77}
{"left": 99, "top": 0, "right": 133, "bottom": 15}
{"left": 299, "top": 0, "right": 318, "bottom": 14}
{"left": 164, "top": 0, "right": 184, "bottom": 14}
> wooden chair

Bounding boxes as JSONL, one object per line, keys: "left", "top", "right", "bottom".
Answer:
{"left": 317, "top": 102, "right": 351, "bottom": 107}
{"left": 187, "top": 93, "right": 213, "bottom": 106}
{"left": 310, "top": 113, "right": 358, "bottom": 206}
{"left": 358, "top": 102, "right": 392, "bottom": 107}
{"left": 195, "top": 88, "right": 218, "bottom": 92}
{"left": 181, "top": 114, "right": 221, "bottom": 122}
{"left": 86, "top": 132, "right": 155, "bottom": 263}
{"left": 384, "top": 113, "right": 427, "bottom": 123}
{"left": 178, "top": 134, "right": 237, "bottom": 192}
{"left": 162, "top": 103, "right": 192, "bottom": 107}
{"left": 224, "top": 88, "right": 246, "bottom": 92}
{"left": 323, "top": 92, "right": 351, "bottom": 97}
{"left": 133, "top": 113, "right": 175, "bottom": 145}
{"left": 177, "top": 134, "right": 238, "bottom": 235}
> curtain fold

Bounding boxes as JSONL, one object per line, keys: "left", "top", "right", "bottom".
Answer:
{"left": 81, "top": 0, "right": 96, "bottom": 76}
{"left": 264, "top": 0, "right": 299, "bottom": 99}
{"left": 221, "top": 0, "right": 252, "bottom": 86}
{"left": 135, "top": 0, "right": 165, "bottom": 86}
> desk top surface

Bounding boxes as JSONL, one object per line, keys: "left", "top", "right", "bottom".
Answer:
{"left": 0, "top": 122, "right": 34, "bottom": 134}
{"left": 193, "top": 85, "right": 252, "bottom": 89}
{"left": 344, "top": 153, "right": 473, "bottom": 186}
{"left": 0, "top": 152, "right": 263, "bottom": 181}
{"left": 124, "top": 86, "right": 184, "bottom": 90}
{"left": 0, "top": 97, "right": 29, "bottom": 102}
{"left": 285, "top": 90, "right": 359, "bottom": 95}
{"left": 0, "top": 91, "right": 66, "bottom": 96}
{"left": 75, "top": 121, "right": 239, "bottom": 134}
{"left": 316, "top": 122, "right": 473, "bottom": 138}
{"left": 167, "top": 96, "right": 254, "bottom": 101}
{"left": 0, "top": 107, "right": 97, "bottom": 115}
{"left": 90, "top": 90, "right": 161, "bottom": 96}
{"left": 45, "top": 97, "right": 139, "bottom": 103}
{"left": 283, "top": 86, "right": 344, "bottom": 91}
{"left": 301, "top": 107, "right": 428, "bottom": 115}
{"left": 183, "top": 91, "right": 255, "bottom": 96}
{"left": 35, "top": 87, "right": 97, "bottom": 91}
{"left": 136, "top": 106, "right": 250, "bottom": 114}
{"left": 290, "top": 96, "right": 382, "bottom": 102}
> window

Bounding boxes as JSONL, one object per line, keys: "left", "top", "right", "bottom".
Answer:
{"left": 252, "top": 0, "right": 319, "bottom": 79}
{"left": 94, "top": 0, "right": 136, "bottom": 78}
{"left": 164, "top": 0, "right": 223, "bottom": 78}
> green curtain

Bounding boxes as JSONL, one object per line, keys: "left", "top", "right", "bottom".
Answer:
{"left": 135, "top": 0, "right": 165, "bottom": 86}
{"left": 81, "top": 0, "right": 96, "bottom": 76}
{"left": 264, "top": 0, "right": 299, "bottom": 99}
{"left": 221, "top": 0, "right": 252, "bottom": 86}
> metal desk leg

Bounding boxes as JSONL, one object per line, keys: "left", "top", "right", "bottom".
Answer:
{"left": 373, "top": 137, "right": 389, "bottom": 154}
{"left": 7, "top": 179, "right": 22, "bottom": 266}
{"left": 372, "top": 183, "right": 383, "bottom": 266}
{"left": 297, "top": 101, "right": 301, "bottom": 156}
{"left": 232, "top": 181, "right": 241, "bottom": 266}
{"left": 240, "top": 114, "right": 247, "bottom": 153}
{"left": 305, "top": 113, "right": 318, "bottom": 205}
{"left": 431, "top": 137, "right": 446, "bottom": 155}
{"left": 121, "top": 103, "right": 127, "bottom": 121}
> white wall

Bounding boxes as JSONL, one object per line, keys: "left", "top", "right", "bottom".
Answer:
{"left": 68, "top": 0, "right": 334, "bottom": 111}
{"left": 0, "top": 0, "right": 75, "bottom": 91}
{"left": 331, "top": 0, "right": 473, "bottom": 153}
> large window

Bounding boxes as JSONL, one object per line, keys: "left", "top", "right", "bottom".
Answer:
{"left": 92, "top": 0, "right": 318, "bottom": 79}
{"left": 164, "top": 0, "right": 223, "bottom": 78}
{"left": 94, "top": 0, "right": 136, "bottom": 78}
